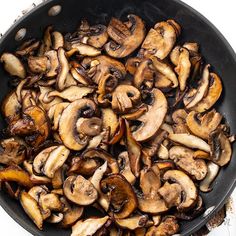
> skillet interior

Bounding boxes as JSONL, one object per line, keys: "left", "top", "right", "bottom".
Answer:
{"left": 0, "top": 0, "right": 236, "bottom": 235}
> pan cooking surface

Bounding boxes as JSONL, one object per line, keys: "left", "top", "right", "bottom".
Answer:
{"left": 0, "top": 0, "right": 236, "bottom": 235}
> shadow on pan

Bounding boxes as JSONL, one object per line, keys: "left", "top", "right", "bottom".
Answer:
{"left": 0, "top": 0, "right": 236, "bottom": 235}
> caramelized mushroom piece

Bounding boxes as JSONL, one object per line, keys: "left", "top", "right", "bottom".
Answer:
{"left": 105, "top": 15, "right": 146, "bottom": 58}
{"left": 101, "top": 174, "right": 137, "bottom": 218}
{"left": 64, "top": 175, "right": 98, "bottom": 205}
{"left": 101, "top": 108, "right": 118, "bottom": 136}
{"left": 28, "top": 56, "right": 49, "bottom": 74}
{"left": 115, "top": 215, "right": 149, "bottom": 230}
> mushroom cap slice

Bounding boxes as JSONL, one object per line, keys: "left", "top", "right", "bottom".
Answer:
{"left": 71, "top": 216, "right": 109, "bottom": 236}
{"left": 209, "top": 129, "right": 232, "bottom": 166}
{"left": 192, "top": 73, "right": 223, "bottom": 112}
{"left": 163, "top": 170, "right": 198, "bottom": 211}
{"left": 115, "top": 215, "right": 149, "bottom": 230}
{"left": 169, "top": 146, "right": 207, "bottom": 180}
{"left": 64, "top": 175, "right": 98, "bottom": 205}
{"left": 186, "top": 110, "right": 222, "bottom": 140}
{"left": 101, "top": 174, "right": 138, "bottom": 219}
{"left": 101, "top": 108, "right": 118, "bottom": 136}
{"left": 105, "top": 15, "right": 146, "bottom": 58}
{"left": 76, "top": 117, "right": 102, "bottom": 136}
{"left": 20, "top": 191, "right": 43, "bottom": 230}
{"left": 132, "top": 89, "right": 167, "bottom": 142}
{"left": 141, "top": 20, "right": 180, "bottom": 60}
{"left": 0, "top": 53, "right": 26, "bottom": 79}
{"left": 59, "top": 99, "right": 96, "bottom": 150}
{"left": 168, "top": 133, "right": 211, "bottom": 152}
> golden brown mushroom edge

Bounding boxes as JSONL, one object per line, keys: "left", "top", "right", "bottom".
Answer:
{"left": 0, "top": 14, "right": 234, "bottom": 236}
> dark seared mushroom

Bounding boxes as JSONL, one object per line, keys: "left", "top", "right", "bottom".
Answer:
{"left": 63, "top": 175, "right": 98, "bottom": 205}
{"left": 16, "top": 40, "right": 40, "bottom": 56}
{"left": 101, "top": 174, "right": 138, "bottom": 219}
{"left": 105, "top": 15, "right": 146, "bottom": 58}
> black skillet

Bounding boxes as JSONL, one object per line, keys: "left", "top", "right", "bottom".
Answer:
{"left": 0, "top": 0, "right": 236, "bottom": 235}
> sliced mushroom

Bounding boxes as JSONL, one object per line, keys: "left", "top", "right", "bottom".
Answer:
{"left": 118, "top": 151, "right": 136, "bottom": 185}
{"left": 28, "top": 56, "right": 49, "bottom": 74}
{"left": 200, "top": 161, "right": 220, "bottom": 192}
{"left": 125, "top": 57, "right": 142, "bottom": 75}
{"left": 101, "top": 174, "right": 137, "bottom": 218}
{"left": 192, "top": 73, "right": 223, "bottom": 112}
{"left": 157, "top": 144, "right": 169, "bottom": 160}
{"left": 0, "top": 137, "right": 26, "bottom": 165}
{"left": 132, "top": 89, "right": 167, "bottom": 142}
{"left": 112, "top": 85, "right": 140, "bottom": 114}
{"left": 52, "top": 31, "right": 64, "bottom": 49}
{"left": 101, "top": 108, "right": 119, "bottom": 136}
{"left": 115, "top": 215, "right": 149, "bottom": 230}
{"left": 33, "top": 145, "right": 70, "bottom": 178}
{"left": 64, "top": 175, "right": 98, "bottom": 205}
{"left": 172, "top": 109, "right": 189, "bottom": 134}
{"left": 109, "top": 118, "right": 125, "bottom": 144}
{"left": 141, "top": 20, "right": 180, "bottom": 60}
{"left": 169, "top": 146, "right": 207, "bottom": 180}
{"left": 146, "top": 216, "right": 179, "bottom": 236}
{"left": 209, "top": 129, "right": 232, "bottom": 166}
{"left": 71, "top": 216, "right": 109, "bottom": 236}
{"left": 47, "top": 213, "right": 64, "bottom": 224}
{"left": 45, "top": 50, "right": 59, "bottom": 77}
{"left": 16, "top": 40, "right": 40, "bottom": 56}
{"left": 105, "top": 15, "right": 145, "bottom": 58}
{"left": 163, "top": 170, "right": 198, "bottom": 211}
{"left": 20, "top": 191, "right": 43, "bottom": 230}
{"left": 183, "top": 64, "right": 210, "bottom": 108}
{"left": 186, "top": 110, "right": 222, "bottom": 139}
{"left": 71, "top": 42, "right": 101, "bottom": 56}
{"left": 0, "top": 53, "right": 26, "bottom": 79}
{"left": 59, "top": 99, "right": 96, "bottom": 150}
{"left": 168, "top": 133, "right": 211, "bottom": 152}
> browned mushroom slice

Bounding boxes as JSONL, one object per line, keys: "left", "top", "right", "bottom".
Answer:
{"left": 28, "top": 185, "right": 48, "bottom": 202}
{"left": 125, "top": 120, "right": 141, "bottom": 177}
{"left": 118, "top": 151, "right": 136, "bottom": 185}
{"left": 158, "top": 182, "right": 182, "bottom": 208}
{"left": 16, "top": 40, "right": 40, "bottom": 56}
{"left": 192, "top": 73, "right": 223, "bottom": 112}
{"left": 52, "top": 31, "right": 64, "bottom": 49}
{"left": 101, "top": 174, "right": 137, "bottom": 218}
{"left": 141, "top": 20, "right": 180, "bottom": 60}
{"left": 209, "top": 129, "right": 232, "bottom": 166}
{"left": 109, "top": 118, "right": 125, "bottom": 144}
{"left": 122, "top": 105, "right": 148, "bottom": 121}
{"left": 151, "top": 56, "right": 178, "bottom": 88}
{"left": 115, "top": 215, "right": 149, "bottom": 230}
{"left": 64, "top": 175, "right": 98, "bottom": 205}
{"left": 168, "top": 133, "right": 211, "bottom": 152}
{"left": 132, "top": 89, "right": 167, "bottom": 142}
{"left": 155, "top": 160, "right": 175, "bottom": 173}
{"left": 47, "top": 85, "right": 94, "bottom": 102}
{"left": 105, "top": 15, "right": 145, "bottom": 58}
{"left": 163, "top": 170, "right": 198, "bottom": 211}
{"left": 133, "top": 59, "right": 155, "bottom": 89}
{"left": 71, "top": 216, "right": 109, "bottom": 236}
{"left": 0, "top": 53, "right": 26, "bottom": 79}
{"left": 0, "top": 137, "right": 26, "bottom": 165}
{"left": 33, "top": 145, "right": 70, "bottom": 178}
{"left": 0, "top": 165, "right": 33, "bottom": 187}
{"left": 101, "top": 108, "right": 119, "bottom": 136}
{"left": 38, "top": 26, "right": 52, "bottom": 55}
{"left": 186, "top": 110, "right": 222, "bottom": 139}
{"left": 20, "top": 191, "right": 43, "bottom": 230}
{"left": 111, "top": 85, "right": 140, "bottom": 114}
{"left": 169, "top": 146, "right": 207, "bottom": 180}
{"left": 28, "top": 56, "right": 50, "bottom": 74}
{"left": 200, "top": 161, "right": 220, "bottom": 192}
{"left": 46, "top": 213, "right": 64, "bottom": 224}
{"left": 45, "top": 50, "right": 59, "bottom": 77}
{"left": 125, "top": 57, "right": 142, "bottom": 75}
{"left": 70, "top": 67, "right": 91, "bottom": 85}
{"left": 59, "top": 99, "right": 96, "bottom": 150}
{"left": 183, "top": 64, "right": 210, "bottom": 108}
{"left": 146, "top": 216, "right": 179, "bottom": 236}
{"left": 82, "top": 148, "right": 119, "bottom": 174}
{"left": 157, "top": 144, "right": 169, "bottom": 160}
{"left": 171, "top": 109, "right": 189, "bottom": 134}
{"left": 56, "top": 47, "right": 70, "bottom": 91}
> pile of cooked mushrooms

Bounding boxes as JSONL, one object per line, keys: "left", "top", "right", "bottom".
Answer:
{"left": 0, "top": 14, "right": 234, "bottom": 236}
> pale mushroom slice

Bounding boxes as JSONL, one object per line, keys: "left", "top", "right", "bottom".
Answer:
{"left": 58, "top": 99, "right": 96, "bottom": 151}
{"left": 163, "top": 170, "right": 198, "bottom": 211}
{"left": 0, "top": 53, "right": 26, "bottom": 79}
{"left": 141, "top": 19, "right": 181, "bottom": 60}
{"left": 64, "top": 175, "right": 98, "bottom": 206}
{"left": 47, "top": 85, "right": 94, "bottom": 102}
{"left": 20, "top": 191, "right": 43, "bottom": 230}
{"left": 101, "top": 174, "right": 138, "bottom": 219}
{"left": 52, "top": 31, "right": 64, "bottom": 49}
{"left": 192, "top": 72, "right": 223, "bottom": 112}
{"left": 101, "top": 108, "right": 119, "bottom": 136}
{"left": 183, "top": 64, "right": 210, "bottom": 109}
{"left": 186, "top": 110, "right": 222, "bottom": 139}
{"left": 132, "top": 88, "right": 168, "bottom": 142}
{"left": 105, "top": 14, "right": 146, "bottom": 58}
{"left": 71, "top": 42, "right": 101, "bottom": 56}
{"left": 169, "top": 146, "right": 208, "bottom": 180}
{"left": 168, "top": 133, "right": 211, "bottom": 152}
{"left": 27, "top": 56, "right": 50, "bottom": 74}
{"left": 115, "top": 215, "right": 149, "bottom": 230}
{"left": 71, "top": 216, "right": 109, "bottom": 236}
